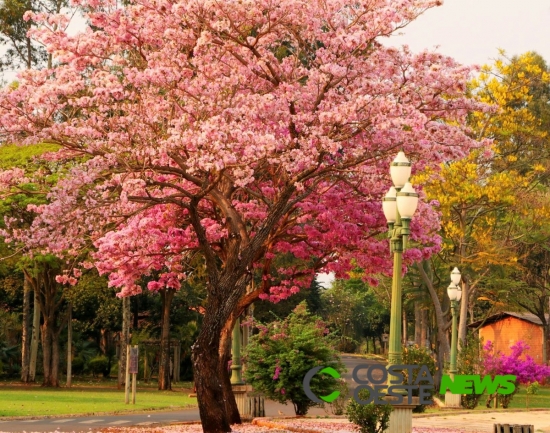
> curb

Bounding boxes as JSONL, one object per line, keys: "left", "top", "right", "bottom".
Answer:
{"left": 340, "top": 353, "right": 387, "bottom": 361}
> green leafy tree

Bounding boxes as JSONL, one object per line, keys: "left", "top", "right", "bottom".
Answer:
{"left": 321, "top": 276, "right": 389, "bottom": 353}
{"left": 0, "top": 142, "right": 69, "bottom": 386}
{"left": 243, "top": 302, "right": 344, "bottom": 415}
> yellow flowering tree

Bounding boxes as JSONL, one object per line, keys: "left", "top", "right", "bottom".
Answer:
{"left": 418, "top": 52, "right": 550, "bottom": 355}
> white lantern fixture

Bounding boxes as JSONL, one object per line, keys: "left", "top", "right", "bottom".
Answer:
{"left": 447, "top": 284, "right": 458, "bottom": 301}
{"left": 456, "top": 286, "right": 462, "bottom": 302}
{"left": 396, "top": 182, "right": 419, "bottom": 219}
{"left": 450, "top": 267, "right": 461, "bottom": 286}
{"left": 382, "top": 186, "right": 397, "bottom": 223}
{"left": 390, "top": 151, "right": 412, "bottom": 188}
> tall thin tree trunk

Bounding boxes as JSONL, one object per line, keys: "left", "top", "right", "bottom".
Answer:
{"left": 542, "top": 322, "right": 548, "bottom": 365}
{"left": 421, "top": 308, "right": 428, "bottom": 349}
{"left": 42, "top": 321, "right": 52, "bottom": 386}
{"left": 457, "top": 279, "right": 469, "bottom": 350}
{"left": 21, "top": 278, "right": 31, "bottom": 382}
{"left": 118, "top": 296, "right": 131, "bottom": 389}
{"left": 417, "top": 261, "right": 450, "bottom": 365}
{"left": 50, "top": 329, "right": 60, "bottom": 387}
{"left": 29, "top": 288, "right": 40, "bottom": 382}
{"left": 66, "top": 304, "right": 72, "bottom": 387}
{"left": 414, "top": 302, "right": 422, "bottom": 346}
{"left": 158, "top": 288, "right": 175, "bottom": 390}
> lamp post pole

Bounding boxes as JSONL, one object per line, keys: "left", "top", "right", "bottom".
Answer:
{"left": 449, "top": 299, "right": 458, "bottom": 379}
{"left": 388, "top": 204, "right": 404, "bottom": 365}
{"left": 230, "top": 317, "right": 244, "bottom": 385}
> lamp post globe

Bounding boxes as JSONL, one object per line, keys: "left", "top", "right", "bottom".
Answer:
{"left": 390, "top": 151, "right": 412, "bottom": 188}
{"left": 451, "top": 267, "right": 461, "bottom": 286}
{"left": 447, "top": 284, "right": 458, "bottom": 301}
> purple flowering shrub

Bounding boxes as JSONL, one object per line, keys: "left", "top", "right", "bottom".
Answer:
{"left": 243, "top": 302, "right": 345, "bottom": 415}
{"left": 482, "top": 340, "right": 550, "bottom": 408}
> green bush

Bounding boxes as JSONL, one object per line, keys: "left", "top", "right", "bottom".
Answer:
{"left": 71, "top": 357, "right": 85, "bottom": 375}
{"left": 526, "top": 381, "right": 540, "bottom": 408}
{"left": 243, "top": 302, "right": 344, "bottom": 416}
{"left": 88, "top": 356, "right": 109, "bottom": 377}
{"left": 401, "top": 345, "right": 436, "bottom": 413}
{"left": 457, "top": 333, "right": 485, "bottom": 409}
{"left": 346, "top": 388, "right": 392, "bottom": 433}
{"left": 327, "top": 378, "right": 349, "bottom": 415}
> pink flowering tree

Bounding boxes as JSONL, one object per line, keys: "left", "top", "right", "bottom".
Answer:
{"left": 0, "top": 0, "right": 489, "bottom": 430}
{"left": 482, "top": 340, "right": 550, "bottom": 407}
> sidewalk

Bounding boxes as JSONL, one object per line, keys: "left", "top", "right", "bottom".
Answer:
{"left": 262, "top": 410, "right": 550, "bottom": 433}
{"left": 413, "top": 410, "right": 550, "bottom": 432}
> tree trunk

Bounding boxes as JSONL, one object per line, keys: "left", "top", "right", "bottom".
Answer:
{"left": 42, "top": 320, "right": 52, "bottom": 386}
{"left": 29, "top": 288, "right": 41, "bottom": 382}
{"left": 100, "top": 329, "right": 108, "bottom": 355}
{"left": 118, "top": 296, "right": 131, "bottom": 389}
{"left": 193, "top": 335, "right": 230, "bottom": 432}
{"left": 41, "top": 315, "right": 61, "bottom": 387}
{"left": 192, "top": 293, "right": 235, "bottom": 433}
{"left": 421, "top": 308, "right": 428, "bottom": 349}
{"left": 158, "top": 288, "right": 175, "bottom": 391}
{"left": 219, "top": 317, "right": 242, "bottom": 425}
{"left": 40, "top": 285, "right": 62, "bottom": 386}
{"left": 417, "top": 261, "right": 450, "bottom": 365}
{"left": 50, "top": 329, "right": 60, "bottom": 387}
{"left": 542, "top": 321, "right": 548, "bottom": 365}
{"left": 21, "top": 278, "right": 31, "bottom": 382}
{"left": 457, "top": 278, "right": 469, "bottom": 350}
{"left": 66, "top": 304, "right": 72, "bottom": 387}
{"left": 414, "top": 302, "right": 422, "bottom": 346}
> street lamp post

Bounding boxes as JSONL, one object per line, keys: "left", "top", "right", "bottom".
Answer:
{"left": 447, "top": 267, "right": 462, "bottom": 378}
{"left": 381, "top": 152, "right": 420, "bottom": 433}
{"left": 382, "top": 151, "right": 419, "bottom": 366}
{"left": 446, "top": 267, "right": 462, "bottom": 407}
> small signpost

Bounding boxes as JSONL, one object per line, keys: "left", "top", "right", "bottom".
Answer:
{"left": 382, "top": 333, "right": 389, "bottom": 355}
{"left": 125, "top": 345, "right": 139, "bottom": 404}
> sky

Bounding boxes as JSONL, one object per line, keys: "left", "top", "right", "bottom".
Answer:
{"left": 388, "top": 0, "right": 550, "bottom": 67}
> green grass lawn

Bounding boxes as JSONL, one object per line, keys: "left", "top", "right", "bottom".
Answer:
{"left": 427, "top": 386, "right": 550, "bottom": 412}
{"left": 500, "top": 385, "right": 550, "bottom": 409}
{"left": 0, "top": 386, "right": 197, "bottom": 417}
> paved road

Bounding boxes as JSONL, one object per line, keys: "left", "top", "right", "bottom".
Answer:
{"left": 0, "top": 355, "right": 378, "bottom": 432}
